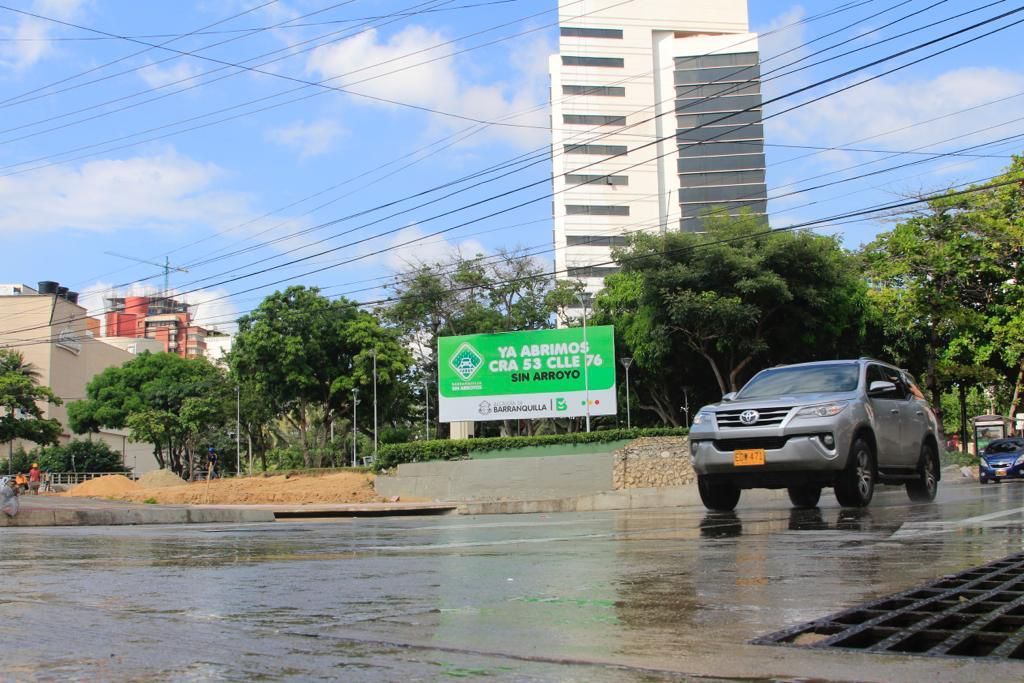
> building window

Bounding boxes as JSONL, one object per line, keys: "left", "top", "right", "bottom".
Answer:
{"left": 560, "top": 27, "right": 623, "bottom": 39}
{"left": 678, "top": 170, "right": 766, "bottom": 187}
{"left": 564, "top": 144, "right": 627, "bottom": 156}
{"left": 564, "top": 173, "right": 628, "bottom": 186}
{"left": 562, "top": 56, "right": 624, "bottom": 68}
{"left": 563, "top": 114, "right": 626, "bottom": 126}
{"left": 566, "top": 205, "right": 629, "bottom": 216}
{"left": 567, "top": 265, "right": 620, "bottom": 279}
{"left": 566, "top": 235, "right": 631, "bottom": 247}
{"left": 675, "top": 52, "right": 759, "bottom": 70}
{"left": 563, "top": 84, "right": 625, "bottom": 97}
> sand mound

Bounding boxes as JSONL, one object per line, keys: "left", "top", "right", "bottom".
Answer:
{"left": 138, "top": 469, "right": 186, "bottom": 488}
{"left": 97, "top": 471, "right": 382, "bottom": 505}
{"left": 66, "top": 475, "right": 142, "bottom": 497}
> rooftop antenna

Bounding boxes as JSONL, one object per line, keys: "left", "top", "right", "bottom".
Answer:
{"left": 104, "top": 252, "right": 188, "bottom": 302}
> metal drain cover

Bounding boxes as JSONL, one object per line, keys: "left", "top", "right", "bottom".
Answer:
{"left": 754, "top": 552, "right": 1024, "bottom": 660}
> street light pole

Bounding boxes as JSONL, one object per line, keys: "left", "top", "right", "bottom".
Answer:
{"left": 235, "top": 385, "right": 241, "bottom": 476}
{"left": 372, "top": 349, "right": 378, "bottom": 460}
{"left": 620, "top": 357, "right": 633, "bottom": 429}
{"left": 423, "top": 378, "right": 431, "bottom": 440}
{"left": 575, "top": 293, "right": 591, "bottom": 433}
{"left": 352, "top": 388, "right": 358, "bottom": 467}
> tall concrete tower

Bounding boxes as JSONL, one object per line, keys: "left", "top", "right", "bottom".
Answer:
{"left": 550, "top": 0, "right": 767, "bottom": 308}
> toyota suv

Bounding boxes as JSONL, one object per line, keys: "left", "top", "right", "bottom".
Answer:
{"left": 689, "top": 359, "right": 943, "bottom": 511}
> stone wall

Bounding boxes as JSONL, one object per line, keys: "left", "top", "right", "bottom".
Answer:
{"left": 613, "top": 436, "right": 694, "bottom": 490}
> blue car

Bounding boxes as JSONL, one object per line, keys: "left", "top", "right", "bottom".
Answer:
{"left": 979, "top": 438, "right": 1024, "bottom": 483}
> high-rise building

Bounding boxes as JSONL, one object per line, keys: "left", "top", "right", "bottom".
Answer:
{"left": 550, "top": 0, "right": 767, "bottom": 305}
{"left": 104, "top": 294, "right": 209, "bottom": 358}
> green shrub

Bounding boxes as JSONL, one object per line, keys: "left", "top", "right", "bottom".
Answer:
{"left": 23, "top": 440, "right": 126, "bottom": 473}
{"left": 375, "top": 427, "right": 688, "bottom": 471}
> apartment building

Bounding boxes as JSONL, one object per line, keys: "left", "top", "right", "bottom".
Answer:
{"left": 550, "top": 0, "right": 768, "bottom": 305}
{"left": 0, "top": 282, "right": 159, "bottom": 473}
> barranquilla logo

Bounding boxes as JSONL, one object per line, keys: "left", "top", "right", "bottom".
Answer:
{"left": 555, "top": 397, "right": 568, "bottom": 412}
{"left": 449, "top": 342, "right": 484, "bottom": 381}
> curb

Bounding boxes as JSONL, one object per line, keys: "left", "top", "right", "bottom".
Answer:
{"left": 0, "top": 506, "right": 275, "bottom": 527}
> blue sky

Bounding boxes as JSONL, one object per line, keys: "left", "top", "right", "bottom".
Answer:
{"left": 1, "top": 0, "right": 1021, "bottom": 332}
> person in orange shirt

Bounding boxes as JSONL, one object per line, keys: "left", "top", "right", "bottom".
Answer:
{"left": 28, "top": 463, "right": 40, "bottom": 495}
{"left": 14, "top": 472, "right": 27, "bottom": 493}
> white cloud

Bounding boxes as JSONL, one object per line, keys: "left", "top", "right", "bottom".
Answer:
{"left": 380, "top": 225, "right": 487, "bottom": 271}
{"left": 0, "top": 0, "right": 87, "bottom": 72}
{"left": 267, "top": 118, "right": 345, "bottom": 158}
{"left": 767, "top": 67, "right": 1024, "bottom": 157}
{"left": 306, "top": 25, "right": 550, "bottom": 150}
{"left": 137, "top": 59, "right": 200, "bottom": 89}
{"left": 0, "top": 149, "right": 252, "bottom": 234}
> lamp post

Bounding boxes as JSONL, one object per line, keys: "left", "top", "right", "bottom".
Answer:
{"left": 423, "top": 378, "right": 431, "bottom": 440}
{"left": 681, "top": 386, "right": 691, "bottom": 427}
{"left": 575, "top": 292, "right": 591, "bottom": 433}
{"left": 620, "top": 357, "right": 633, "bottom": 429}
{"left": 372, "top": 349, "right": 378, "bottom": 460}
{"left": 235, "top": 385, "right": 241, "bottom": 476}
{"left": 352, "top": 388, "right": 360, "bottom": 467}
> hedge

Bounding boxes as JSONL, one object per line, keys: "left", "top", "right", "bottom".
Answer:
{"left": 375, "top": 427, "right": 689, "bottom": 471}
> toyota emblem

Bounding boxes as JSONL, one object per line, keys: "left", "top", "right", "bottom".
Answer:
{"left": 739, "top": 409, "right": 760, "bottom": 425}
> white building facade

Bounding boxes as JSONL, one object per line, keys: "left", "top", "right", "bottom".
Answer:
{"left": 550, "top": 0, "right": 767, "bottom": 306}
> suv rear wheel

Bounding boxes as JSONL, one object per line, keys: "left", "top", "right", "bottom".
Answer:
{"left": 835, "top": 438, "right": 875, "bottom": 507}
{"left": 906, "top": 442, "right": 939, "bottom": 502}
{"left": 787, "top": 484, "right": 822, "bottom": 509}
{"left": 698, "top": 475, "right": 741, "bottom": 512}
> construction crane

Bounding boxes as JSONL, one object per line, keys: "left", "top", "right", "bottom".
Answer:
{"left": 104, "top": 252, "right": 188, "bottom": 301}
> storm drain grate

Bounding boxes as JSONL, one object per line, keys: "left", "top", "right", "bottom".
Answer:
{"left": 753, "top": 552, "right": 1024, "bottom": 660}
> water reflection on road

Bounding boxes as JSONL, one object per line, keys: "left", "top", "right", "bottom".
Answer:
{"left": 2, "top": 482, "right": 1023, "bottom": 681}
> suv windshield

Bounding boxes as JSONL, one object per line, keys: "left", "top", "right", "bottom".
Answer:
{"left": 736, "top": 363, "right": 860, "bottom": 399}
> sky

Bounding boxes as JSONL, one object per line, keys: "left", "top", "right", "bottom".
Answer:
{"left": 0, "top": 0, "right": 1021, "bottom": 335}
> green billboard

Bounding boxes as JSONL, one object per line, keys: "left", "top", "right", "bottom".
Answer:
{"left": 437, "top": 326, "right": 616, "bottom": 422}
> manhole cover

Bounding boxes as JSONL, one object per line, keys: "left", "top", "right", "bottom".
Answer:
{"left": 754, "top": 552, "right": 1024, "bottom": 660}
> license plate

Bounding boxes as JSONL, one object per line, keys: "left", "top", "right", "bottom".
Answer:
{"left": 997, "top": 469, "right": 1008, "bottom": 477}
{"left": 734, "top": 448, "right": 766, "bottom": 467}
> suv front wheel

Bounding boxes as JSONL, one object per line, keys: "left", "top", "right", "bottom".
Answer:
{"left": 698, "top": 475, "right": 741, "bottom": 512}
{"left": 834, "top": 438, "right": 875, "bottom": 507}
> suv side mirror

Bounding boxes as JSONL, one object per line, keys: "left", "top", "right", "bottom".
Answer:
{"left": 721, "top": 392, "right": 736, "bottom": 402}
{"left": 868, "top": 380, "right": 896, "bottom": 397}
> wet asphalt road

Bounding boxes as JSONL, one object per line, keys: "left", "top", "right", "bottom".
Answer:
{"left": 2, "top": 480, "right": 1024, "bottom": 682}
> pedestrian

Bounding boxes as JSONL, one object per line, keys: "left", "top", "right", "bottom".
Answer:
{"left": 14, "top": 472, "right": 27, "bottom": 493}
{"left": 207, "top": 447, "right": 218, "bottom": 479}
{"left": 28, "top": 463, "right": 41, "bottom": 495}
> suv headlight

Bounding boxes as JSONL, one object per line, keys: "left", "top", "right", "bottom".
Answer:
{"left": 1014, "top": 454, "right": 1024, "bottom": 467}
{"left": 692, "top": 411, "right": 716, "bottom": 426}
{"left": 794, "top": 401, "right": 849, "bottom": 418}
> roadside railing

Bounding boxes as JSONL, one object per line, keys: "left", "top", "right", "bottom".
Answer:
{"left": 44, "top": 471, "right": 137, "bottom": 487}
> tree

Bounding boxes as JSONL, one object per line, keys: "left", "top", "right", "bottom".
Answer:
{"left": 0, "top": 350, "right": 62, "bottom": 448}
{"left": 862, "top": 158, "right": 1024, "bottom": 428}
{"left": 68, "top": 352, "right": 232, "bottom": 476}
{"left": 231, "top": 286, "right": 411, "bottom": 467}
{"left": 32, "top": 440, "right": 125, "bottom": 473}
{"left": 597, "top": 214, "right": 867, "bottom": 398}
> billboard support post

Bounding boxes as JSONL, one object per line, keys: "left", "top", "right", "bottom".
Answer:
{"left": 576, "top": 293, "right": 591, "bottom": 433}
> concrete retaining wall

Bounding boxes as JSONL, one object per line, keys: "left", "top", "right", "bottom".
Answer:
{"left": 613, "top": 436, "right": 694, "bottom": 489}
{"left": 374, "top": 452, "right": 614, "bottom": 501}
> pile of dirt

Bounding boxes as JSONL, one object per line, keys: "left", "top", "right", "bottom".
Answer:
{"left": 66, "top": 475, "right": 142, "bottom": 497}
{"left": 138, "top": 469, "right": 186, "bottom": 488}
{"left": 64, "top": 471, "right": 381, "bottom": 505}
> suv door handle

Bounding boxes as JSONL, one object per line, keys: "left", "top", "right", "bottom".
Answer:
{"left": 915, "top": 410, "right": 924, "bottom": 416}
{"left": 889, "top": 409, "right": 900, "bottom": 414}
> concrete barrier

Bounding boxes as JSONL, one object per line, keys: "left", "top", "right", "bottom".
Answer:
{"left": 374, "top": 452, "right": 614, "bottom": 501}
{"left": 0, "top": 504, "right": 275, "bottom": 527}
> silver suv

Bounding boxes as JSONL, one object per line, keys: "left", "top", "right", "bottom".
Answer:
{"left": 689, "top": 359, "right": 943, "bottom": 511}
